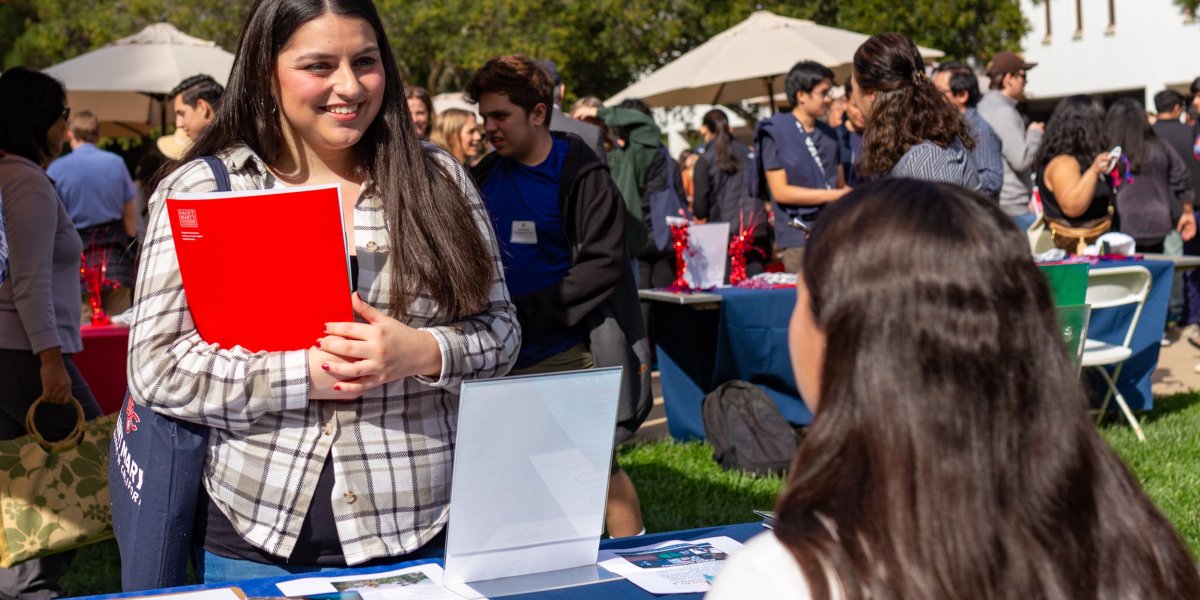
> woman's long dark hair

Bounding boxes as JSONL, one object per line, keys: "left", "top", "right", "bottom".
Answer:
{"left": 1105, "top": 97, "right": 1158, "bottom": 175}
{"left": 852, "top": 33, "right": 973, "bottom": 176}
{"left": 0, "top": 68, "right": 66, "bottom": 164}
{"left": 1036, "top": 95, "right": 1107, "bottom": 171}
{"left": 701, "top": 109, "right": 739, "bottom": 174}
{"left": 159, "top": 0, "right": 493, "bottom": 319}
{"left": 775, "top": 178, "right": 1200, "bottom": 599}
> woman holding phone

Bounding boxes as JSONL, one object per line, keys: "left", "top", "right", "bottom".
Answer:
{"left": 129, "top": 0, "right": 518, "bottom": 581}
{"left": 1034, "top": 95, "right": 1115, "bottom": 254}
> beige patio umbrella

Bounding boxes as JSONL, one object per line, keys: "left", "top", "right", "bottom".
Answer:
{"left": 606, "top": 10, "right": 944, "bottom": 108}
{"left": 44, "top": 22, "right": 233, "bottom": 138}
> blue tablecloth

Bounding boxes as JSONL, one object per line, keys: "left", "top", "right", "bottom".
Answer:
{"left": 1087, "top": 259, "right": 1172, "bottom": 411}
{"left": 652, "top": 287, "right": 811, "bottom": 441}
{"left": 80, "top": 523, "right": 765, "bottom": 600}
{"left": 653, "top": 259, "right": 1172, "bottom": 440}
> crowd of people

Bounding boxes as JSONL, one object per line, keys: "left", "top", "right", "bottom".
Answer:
{"left": 3, "top": 0, "right": 1200, "bottom": 596}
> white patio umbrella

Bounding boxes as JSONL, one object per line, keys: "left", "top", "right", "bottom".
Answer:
{"left": 44, "top": 23, "right": 234, "bottom": 137}
{"left": 606, "top": 10, "right": 944, "bottom": 108}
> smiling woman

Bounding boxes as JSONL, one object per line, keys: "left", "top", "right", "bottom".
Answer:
{"left": 129, "top": 0, "right": 519, "bottom": 584}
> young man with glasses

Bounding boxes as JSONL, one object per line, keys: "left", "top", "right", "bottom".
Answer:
{"left": 753, "top": 61, "right": 848, "bottom": 273}
{"left": 977, "top": 51, "right": 1044, "bottom": 232}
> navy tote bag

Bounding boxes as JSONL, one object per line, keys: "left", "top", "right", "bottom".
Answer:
{"left": 110, "top": 393, "right": 208, "bottom": 589}
{"left": 109, "top": 156, "right": 227, "bottom": 590}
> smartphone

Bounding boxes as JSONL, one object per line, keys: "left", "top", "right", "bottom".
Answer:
{"left": 1104, "top": 146, "right": 1122, "bottom": 172}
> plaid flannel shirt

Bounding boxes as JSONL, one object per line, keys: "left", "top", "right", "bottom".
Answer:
{"left": 127, "top": 144, "right": 519, "bottom": 564}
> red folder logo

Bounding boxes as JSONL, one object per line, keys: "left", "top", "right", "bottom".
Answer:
{"left": 178, "top": 209, "right": 198, "bottom": 228}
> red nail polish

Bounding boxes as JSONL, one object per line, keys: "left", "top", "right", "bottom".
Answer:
{"left": 322, "top": 363, "right": 330, "bottom": 371}
{"left": 315, "top": 340, "right": 322, "bottom": 348}
{"left": 333, "top": 385, "right": 341, "bottom": 391}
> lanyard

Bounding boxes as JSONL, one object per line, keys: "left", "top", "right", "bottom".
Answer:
{"left": 793, "top": 120, "right": 832, "bottom": 190}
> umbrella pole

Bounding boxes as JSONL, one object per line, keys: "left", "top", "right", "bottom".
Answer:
{"left": 765, "top": 78, "right": 777, "bottom": 115}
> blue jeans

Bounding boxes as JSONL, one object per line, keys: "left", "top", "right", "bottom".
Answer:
{"left": 197, "top": 531, "right": 446, "bottom": 585}
{"left": 198, "top": 551, "right": 347, "bottom": 584}
{"left": 1010, "top": 211, "right": 1037, "bottom": 233}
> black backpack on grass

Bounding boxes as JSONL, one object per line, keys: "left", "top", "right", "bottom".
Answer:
{"left": 702, "top": 380, "right": 801, "bottom": 475}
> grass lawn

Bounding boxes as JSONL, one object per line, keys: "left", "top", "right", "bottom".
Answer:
{"left": 59, "top": 390, "right": 1200, "bottom": 597}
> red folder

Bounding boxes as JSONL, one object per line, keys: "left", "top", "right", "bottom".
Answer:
{"left": 166, "top": 184, "right": 352, "bottom": 352}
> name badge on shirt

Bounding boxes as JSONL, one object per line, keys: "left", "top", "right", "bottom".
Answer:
{"left": 511, "top": 221, "right": 538, "bottom": 245}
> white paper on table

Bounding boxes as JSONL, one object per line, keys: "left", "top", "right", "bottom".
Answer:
{"left": 596, "top": 536, "right": 744, "bottom": 595}
{"left": 684, "top": 223, "right": 730, "bottom": 289}
{"left": 443, "top": 368, "right": 622, "bottom": 585}
{"left": 274, "top": 564, "right": 482, "bottom": 600}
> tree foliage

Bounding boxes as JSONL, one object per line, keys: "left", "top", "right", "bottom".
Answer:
{"left": 3, "top": 0, "right": 1028, "bottom": 100}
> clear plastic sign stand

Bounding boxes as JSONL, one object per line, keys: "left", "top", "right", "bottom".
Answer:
{"left": 443, "top": 368, "right": 625, "bottom": 598}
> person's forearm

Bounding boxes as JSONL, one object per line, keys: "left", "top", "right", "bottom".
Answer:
{"left": 38, "top": 346, "right": 64, "bottom": 368}
{"left": 123, "top": 200, "right": 138, "bottom": 238}
{"left": 771, "top": 185, "right": 844, "bottom": 206}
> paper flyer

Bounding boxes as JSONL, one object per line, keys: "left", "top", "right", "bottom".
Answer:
{"left": 596, "top": 536, "right": 743, "bottom": 594}
{"left": 274, "top": 564, "right": 482, "bottom": 600}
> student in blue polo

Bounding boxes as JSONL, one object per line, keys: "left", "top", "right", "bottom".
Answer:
{"left": 466, "top": 53, "right": 649, "bottom": 539}
{"left": 755, "top": 61, "right": 851, "bottom": 273}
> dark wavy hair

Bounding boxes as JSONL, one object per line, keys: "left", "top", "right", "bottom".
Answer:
{"left": 0, "top": 68, "right": 66, "bottom": 165}
{"left": 852, "top": 33, "right": 973, "bottom": 176}
{"left": 1036, "top": 95, "right": 1107, "bottom": 172}
{"left": 774, "top": 178, "right": 1200, "bottom": 599}
{"left": 157, "top": 0, "right": 494, "bottom": 319}
{"left": 701, "top": 109, "right": 739, "bottom": 174}
{"left": 464, "top": 54, "right": 555, "bottom": 129}
{"left": 1105, "top": 97, "right": 1158, "bottom": 175}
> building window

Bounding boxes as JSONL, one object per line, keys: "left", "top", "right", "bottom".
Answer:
{"left": 1043, "top": 0, "right": 1052, "bottom": 44}
{"left": 1074, "top": 0, "right": 1084, "bottom": 39}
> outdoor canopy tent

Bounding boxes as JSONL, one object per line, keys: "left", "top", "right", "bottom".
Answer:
{"left": 606, "top": 10, "right": 944, "bottom": 108}
{"left": 43, "top": 22, "right": 234, "bottom": 138}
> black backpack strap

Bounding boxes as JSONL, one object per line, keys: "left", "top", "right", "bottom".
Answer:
{"left": 199, "top": 156, "right": 231, "bottom": 192}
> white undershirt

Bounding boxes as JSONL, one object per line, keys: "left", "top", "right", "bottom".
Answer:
{"left": 706, "top": 532, "right": 823, "bottom": 600}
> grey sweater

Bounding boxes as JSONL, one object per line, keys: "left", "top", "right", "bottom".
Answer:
{"left": 0, "top": 154, "right": 84, "bottom": 354}
{"left": 977, "top": 90, "right": 1043, "bottom": 214}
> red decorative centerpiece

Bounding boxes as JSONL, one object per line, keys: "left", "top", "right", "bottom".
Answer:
{"left": 80, "top": 246, "right": 118, "bottom": 326}
{"left": 665, "top": 216, "right": 691, "bottom": 291}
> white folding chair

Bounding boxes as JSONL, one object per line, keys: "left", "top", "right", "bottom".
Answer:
{"left": 1081, "top": 265, "right": 1152, "bottom": 442}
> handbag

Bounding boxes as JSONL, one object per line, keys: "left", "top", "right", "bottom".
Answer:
{"left": 0, "top": 396, "right": 117, "bottom": 568}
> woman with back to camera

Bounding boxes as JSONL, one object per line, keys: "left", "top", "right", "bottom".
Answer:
{"left": 0, "top": 66, "right": 104, "bottom": 600}
{"left": 129, "top": 0, "right": 518, "bottom": 581}
{"left": 429, "top": 107, "right": 482, "bottom": 166}
{"left": 850, "top": 33, "right": 980, "bottom": 190}
{"left": 708, "top": 179, "right": 1200, "bottom": 599}
{"left": 1105, "top": 97, "right": 1196, "bottom": 253}
{"left": 1034, "top": 95, "right": 1115, "bottom": 254}
{"left": 692, "top": 109, "right": 769, "bottom": 278}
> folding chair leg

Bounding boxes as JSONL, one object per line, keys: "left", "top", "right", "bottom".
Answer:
{"left": 1095, "top": 366, "right": 1146, "bottom": 442}
{"left": 1093, "top": 366, "right": 1115, "bottom": 426}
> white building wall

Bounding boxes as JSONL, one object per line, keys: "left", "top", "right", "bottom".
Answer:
{"left": 1019, "top": 0, "right": 1200, "bottom": 105}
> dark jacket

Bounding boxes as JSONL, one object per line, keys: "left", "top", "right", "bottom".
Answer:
{"left": 693, "top": 139, "right": 766, "bottom": 236}
{"left": 637, "top": 147, "right": 687, "bottom": 259}
{"left": 472, "top": 133, "right": 652, "bottom": 442}
{"left": 1153, "top": 119, "right": 1200, "bottom": 197}
{"left": 1114, "top": 137, "right": 1196, "bottom": 245}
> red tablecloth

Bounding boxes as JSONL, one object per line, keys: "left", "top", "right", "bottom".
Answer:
{"left": 75, "top": 324, "right": 129, "bottom": 414}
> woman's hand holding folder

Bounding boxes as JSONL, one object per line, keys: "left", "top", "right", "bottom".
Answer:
{"left": 309, "top": 293, "right": 443, "bottom": 399}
